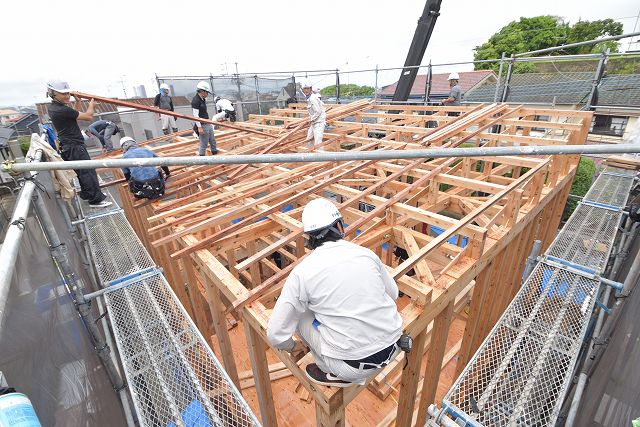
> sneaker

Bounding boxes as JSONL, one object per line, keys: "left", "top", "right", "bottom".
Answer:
{"left": 89, "top": 200, "right": 113, "bottom": 208}
{"left": 210, "top": 150, "right": 218, "bottom": 155}
{"left": 305, "top": 363, "right": 353, "bottom": 388}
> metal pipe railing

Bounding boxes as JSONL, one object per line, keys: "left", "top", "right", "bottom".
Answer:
{"left": 3, "top": 143, "right": 640, "bottom": 173}
{"left": 514, "top": 31, "right": 640, "bottom": 57}
{"left": 0, "top": 151, "right": 41, "bottom": 332}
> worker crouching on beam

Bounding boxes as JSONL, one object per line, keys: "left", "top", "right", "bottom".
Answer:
{"left": 267, "top": 198, "right": 406, "bottom": 387}
{"left": 120, "top": 137, "right": 170, "bottom": 200}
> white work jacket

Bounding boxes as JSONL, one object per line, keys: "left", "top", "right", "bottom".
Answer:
{"left": 267, "top": 240, "right": 403, "bottom": 360}
{"left": 306, "top": 93, "right": 326, "bottom": 124}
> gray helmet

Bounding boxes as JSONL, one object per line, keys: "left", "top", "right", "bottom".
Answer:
{"left": 120, "top": 136, "right": 137, "bottom": 152}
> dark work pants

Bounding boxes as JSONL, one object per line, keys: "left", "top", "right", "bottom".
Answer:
{"left": 61, "top": 144, "right": 105, "bottom": 204}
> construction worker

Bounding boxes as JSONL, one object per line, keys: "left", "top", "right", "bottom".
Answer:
{"left": 154, "top": 83, "right": 179, "bottom": 135}
{"left": 120, "top": 137, "right": 170, "bottom": 200}
{"left": 302, "top": 82, "right": 326, "bottom": 150}
{"left": 443, "top": 72, "right": 463, "bottom": 106}
{"left": 46, "top": 79, "right": 112, "bottom": 208}
{"left": 214, "top": 96, "right": 236, "bottom": 122}
{"left": 267, "top": 198, "right": 403, "bottom": 387}
{"left": 85, "top": 120, "right": 120, "bottom": 152}
{"left": 191, "top": 81, "right": 217, "bottom": 155}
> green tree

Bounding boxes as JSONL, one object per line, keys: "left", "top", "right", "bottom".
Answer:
{"left": 562, "top": 157, "right": 597, "bottom": 221}
{"left": 474, "top": 16, "right": 623, "bottom": 73}
{"left": 320, "top": 84, "right": 375, "bottom": 97}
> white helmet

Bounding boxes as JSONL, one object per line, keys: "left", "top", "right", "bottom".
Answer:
{"left": 302, "top": 198, "right": 342, "bottom": 233}
{"left": 196, "top": 81, "right": 211, "bottom": 92}
{"left": 46, "top": 79, "right": 72, "bottom": 93}
{"left": 447, "top": 72, "right": 460, "bottom": 81}
{"left": 160, "top": 83, "right": 170, "bottom": 91}
{"left": 120, "top": 136, "right": 137, "bottom": 152}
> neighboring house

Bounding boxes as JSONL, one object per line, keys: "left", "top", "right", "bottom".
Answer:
{"left": 4, "top": 112, "right": 40, "bottom": 136}
{"left": 378, "top": 70, "right": 495, "bottom": 102}
{"left": 0, "top": 109, "right": 21, "bottom": 126}
{"left": 464, "top": 72, "right": 640, "bottom": 143}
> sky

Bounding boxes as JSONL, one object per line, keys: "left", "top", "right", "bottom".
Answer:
{"left": 1, "top": 0, "right": 639, "bottom": 107}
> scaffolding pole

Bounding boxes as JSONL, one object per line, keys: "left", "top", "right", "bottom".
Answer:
{"left": 3, "top": 143, "right": 640, "bottom": 174}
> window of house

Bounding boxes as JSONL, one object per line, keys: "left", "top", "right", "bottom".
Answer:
{"left": 590, "top": 115, "right": 628, "bottom": 137}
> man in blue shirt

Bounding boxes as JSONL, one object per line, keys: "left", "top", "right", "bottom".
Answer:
{"left": 120, "top": 137, "right": 170, "bottom": 199}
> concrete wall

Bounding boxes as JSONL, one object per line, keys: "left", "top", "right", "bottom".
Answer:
{"left": 118, "top": 106, "right": 194, "bottom": 146}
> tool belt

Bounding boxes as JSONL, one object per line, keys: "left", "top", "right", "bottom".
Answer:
{"left": 343, "top": 343, "right": 397, "bottom": 370}
{"left": 129, "top": 177, "right": 165, "bottom": 200}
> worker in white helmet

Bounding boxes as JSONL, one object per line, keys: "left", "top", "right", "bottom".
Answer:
{"left": 191, "top": 81, "right": 217, "bottom": 155}
{"left": 443, "top": 72, "right": 463, "bottom": 107}
{"left": 302, "top": 82, "right": 326, "bottom": 150}
{"left": 120, "top": 137, "right": 170, "bottom": 199}
{"left": 267, "top": 198, "right": 404, "bottom": 387}
{"left": 213, "top": 96, "right": 237, "bottom": 122}
{"left": 154, "top": 83, "right": 179, "bottom": 135}
{"left": 46, "top": 79, "right": 112, "bottom": 208}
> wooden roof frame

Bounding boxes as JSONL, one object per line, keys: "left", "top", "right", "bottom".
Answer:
{"left": 112, "top": 101, "right": 592, "bottom": 427}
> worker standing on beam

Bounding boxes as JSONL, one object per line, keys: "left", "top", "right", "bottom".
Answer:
{"left": 442, "top": 72, "right": 463, "bottom": 115}
{"left": 120, "top": 137, "right": 170, "bottom": 199}
{"left": 154, "top": 83, "right": 179, "bottom": 135}
{"left": 46, "top": 79, "right": 112, "bottom": 208}
{"left": 302, "top": 82, "right": 326, "bottom": 150}
{"left": 84, "top": 119, "right": 120, "bottom": 152}
{"left": 214, "top": 95, "right": 236, "bottom": 122}
{"left": 267, "top": 198, "right": 404, "bottom": 387}
{"left": 191, "top": 81, "right": 217, "bottom": 155}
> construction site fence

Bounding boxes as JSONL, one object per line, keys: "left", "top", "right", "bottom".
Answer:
{"left": 155, "top": 51, "right": 640, "bottom": 112}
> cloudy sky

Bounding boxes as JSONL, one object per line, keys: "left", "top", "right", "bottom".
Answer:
{"left": 1, "top": 0, "right": 638, "bottom": 106}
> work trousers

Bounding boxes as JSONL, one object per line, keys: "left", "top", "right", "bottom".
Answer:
{"left": 306, "top": 120, "right": 326, "bottom": 150}
{"left": 161, "top": 114, "right": 178, "bottom": 133}
{"left": 296, "top": 311, "right": 396, "bottom": 385}
{"left": 101, "top": 122, "right": 118, "bottom": 151}
{"left": 61, "top": 144, "right": 105, "bottom": 204}
{"left": 198, "top": 123, "right": 216, "bottom": 155}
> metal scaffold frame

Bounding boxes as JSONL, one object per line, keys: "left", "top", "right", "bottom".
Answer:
{"left": 429, "top": 166, "right": 635, "bottom": 427}
{"left": 78, "top": 194, "right": 261, "bottom": 427}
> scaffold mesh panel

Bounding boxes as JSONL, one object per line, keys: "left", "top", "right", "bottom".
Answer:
{"left": 444, "top": 264, "right": 599, "bottom": 426}
{"left": 104, "top": 275, "right": 259, "bottom": 427}
{"left": 438, "top": 166, "right": 634, "bottom": 427}
{"left": 84, "top": 212, "right": 155, "bottom": 283}
{"left": 546, "top": 204, "right": 622, "bottom": 273}
{"left": 80, "top": 190, "right": 260, "bottom": 426}
{"left": 582, "top": 167, "right": 635, "bottom": 207}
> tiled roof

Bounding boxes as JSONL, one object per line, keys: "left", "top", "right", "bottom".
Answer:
{"left": 464, "top": 72, "right": 640, "bottom": 107}
{"left": 379, "top": 70, "right": 495, "bottom": 97}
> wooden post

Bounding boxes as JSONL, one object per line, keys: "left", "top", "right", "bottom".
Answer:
{"left": 315, "top": 389, "right": 345, "bottom": 427}
{"left": 396, "top": 329, "right": 428, "bottom": 427}
{"left": 417, "top": 301, "right": 455, "bottom": 425}
{"left": 244, "top": 321, "right": 277, "bottom": 427}
{"left": 456, "top": 262, "right": 494, "bottom": 376}
{"left": 199, "top": 268, "right": 240, "bottom": 387}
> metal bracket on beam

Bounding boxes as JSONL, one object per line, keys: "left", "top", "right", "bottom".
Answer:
{"left": 595, "top": 300, "right": 612, "bottom": 314}
{"left": 579, "top": 200, "right": 622, "bottom": 212}
{"left": 600, "top": 277, "right": 624, "bottom": 294}
{"left": 84, "top": 267, "right": 163, "bottom": 300}
{"left": 84, "top": 207, "right": 124, "bottom": 220}
{"left": 601, "top": 171, "right": 635, "bottom": 178}
{"left": 539, "top": 255, "right": 598, "bottom": 279}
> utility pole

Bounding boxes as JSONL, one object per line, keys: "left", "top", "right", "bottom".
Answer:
{"left": 118, "top": 75, "right": 128, "bottom": 98}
